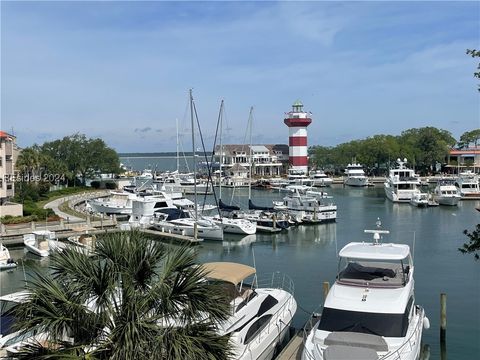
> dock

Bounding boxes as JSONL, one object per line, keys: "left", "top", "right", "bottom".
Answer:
{"left": 276, "top": 331, "right": 304, "bottom": 360}
{"left": 1, "top": 220, "right": 203, "bottom": 246}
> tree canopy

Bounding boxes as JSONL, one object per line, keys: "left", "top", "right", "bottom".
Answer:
{"left": 10, "top": 231, "right": 232, "bottom": 359}
{"left": 459, "top": 223, "right": 480, "bottom": 261}
{"left": 309, "top": 126, "right": 457, "bottom": 175}
{"left": 17, "top": 133, "right": 120, "bottom": 186}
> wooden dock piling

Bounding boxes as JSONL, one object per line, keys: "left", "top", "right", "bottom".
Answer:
{"left": 440, "top": 293, "right": 447, "bottom": 343}
{"left": 323, "top": 281, "right": 330, "bottom": 303}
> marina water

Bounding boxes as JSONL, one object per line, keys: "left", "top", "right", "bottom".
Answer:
{"left": 2, "top": 156, "right": 479, "bottom": 359}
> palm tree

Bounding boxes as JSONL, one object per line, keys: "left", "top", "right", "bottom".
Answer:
{"left": 10, "top": 230, "right": 232, "bottom": 359}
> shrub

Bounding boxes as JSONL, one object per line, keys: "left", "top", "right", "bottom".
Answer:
{"left": 105, "top": 181, "right": 117, "bottom": 190}
{"left": 90, "top": 181, "right": 101, "bottom": 189}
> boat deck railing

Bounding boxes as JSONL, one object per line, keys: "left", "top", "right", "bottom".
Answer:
{"left": 301, "top": 306, "right": 424, "bottom": 360}
{"left": 255, "top": 272, "right": 295, "bottom": 295}
{"left": 380, "top": 306, "right": 424, "bottom": 360}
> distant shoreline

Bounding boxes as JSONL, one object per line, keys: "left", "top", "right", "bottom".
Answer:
{"left": 119, "top": 152, "right": 212, "bottom": 158}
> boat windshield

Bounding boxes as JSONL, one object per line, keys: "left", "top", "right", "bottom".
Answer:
{"left": 337, "top": 258, "right": 410, "bottom": 287}
{"left": 318, "top": 300, "right": 413, "bottom": 337}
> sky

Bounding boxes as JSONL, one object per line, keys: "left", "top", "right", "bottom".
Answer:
{"left": 1, "top": 1, "right": 479, "bottom": 152}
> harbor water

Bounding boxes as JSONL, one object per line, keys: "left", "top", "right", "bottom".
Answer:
{"left": 2, "top": 185, "right": 479, "bottom": 359}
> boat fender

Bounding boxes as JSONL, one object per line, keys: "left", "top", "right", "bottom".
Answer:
{"left": 423, "top": 317, "right": 430, "bottom": 330}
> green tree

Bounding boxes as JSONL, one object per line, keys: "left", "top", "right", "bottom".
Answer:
{"left": 399, "top": 127, "right": 456, "bottom": 174}
{"left": 466, "top": 49, "right": 480, "bottom": 91}
{"left": 11, "top": 231, "right": 231, "bottom": 359}
{"left": 459, "top": 223, "right": 480, "bottom": 260}
{"left": 458, "top": 129, "right": 480, "bottom": 149}
{"left": 41, "top": 134, "right": 121, "bottom": 185}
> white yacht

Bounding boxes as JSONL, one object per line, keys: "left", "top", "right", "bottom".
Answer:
{"left": 433, "top": 179, "right": 461, "bottom": 206}
{"left": 152, "top": 209, "right": 223, "bottom": 241}
{"left": 209, "top": 216, "right": 257, "bottom": 235}
{"left": 409, "top": 192, "right": 429, "bottom": 208}
{"left": 454, "top": 170, "right": 480, "bottom": 199}
{"left": 344, "top": 163, "right": 369, "bottom": 187}
{"left": 384, "top": 159, "right": 421, "bottom": 202}
{"left": 309, "top": 170, "right": 333, "bottom": 187}
{"left": 302, "top": 221, "right": 429, "bottom": 360}
{"left": 202, "top": 262, "right": 297, "bottom": 360}
{"left": 273, "top": 188, "right": 337, "bottom": 224}
{"left": 88, "top": 190, "right": 185, "bottom": 216}
{"left": 0, "top": 290, "right": 33, "bottom": 352}
{"left": 287, "top": 169, "right": 312, "bottom": 186}
{"left": 88, "top": 191, "right": 137, "bottom": 215}
{"left": 23, "top": 230, "right": 60, "bottom": 257}
{"left": 0, "top": 244, "right": 17, "bottom": 271}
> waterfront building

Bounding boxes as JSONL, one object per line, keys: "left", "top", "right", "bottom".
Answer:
{"left": 446, "top": 146, "right": 480, "bottom": 173}
{"left": 0, "top": 131, "right": 22, "bottom": 216}
{"left": 284, "top": 100, "right": 312, "bottom": 175}
{"left": 214, "top": 144, "right": 289, "bottom": 177}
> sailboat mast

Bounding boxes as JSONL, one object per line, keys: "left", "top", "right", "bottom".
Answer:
{"left": 219, "top": 100, "right": 224, "bottom": 200}
{"left": 176, "top": 118, "right": 179, "bottom": 172}
{"left": 248, "top": 106, "right": 253, "bottom": 200}
{"left": 190, "top": 89, "right": 198, "bottom": 219}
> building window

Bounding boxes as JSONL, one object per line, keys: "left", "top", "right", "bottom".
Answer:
{"left": 0, "top": 179, "right": 2, "bottom": 188}
{"left": 7, "top": 184, "right": 12, "bottom": 190}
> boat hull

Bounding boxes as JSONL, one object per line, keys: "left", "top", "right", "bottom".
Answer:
{"left": 153, "top": 221, "right": 223, "bottom": 240}
{"left": 344, "top": 177, "right": 369, "bottom": 187}
{"left": 435, "top": 196, "right": 460, "bottom": 206}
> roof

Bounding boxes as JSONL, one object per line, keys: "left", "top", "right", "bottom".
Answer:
{"left": 0, "top": 130, "right": 15, "bottom": 139}
{"left": 339, "top": 242, "right": 410, "bottom": 260}
{"left": 202, "top": 262, "right": 256, "bottom": 285}
{"left": 250, "top": 145, "right": 269, "bottom": 153}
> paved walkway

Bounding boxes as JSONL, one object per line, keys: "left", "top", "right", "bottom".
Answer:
{"left": 43, "top": 191, "right": 109, "bottom": 222}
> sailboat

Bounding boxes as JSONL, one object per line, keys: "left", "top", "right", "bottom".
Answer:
{"left": 207, "top": 100, "right": 256, "bottom": 235}
{"left": 151, "top": 90, "right": 223, "bottom": 241}
{"left": 233, "top": 107, "right": 290, "bottom": 230}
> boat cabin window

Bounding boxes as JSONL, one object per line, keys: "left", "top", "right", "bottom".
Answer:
{"left": 318, "top": 299, "right": 414, "bottom": 338}
{"left": 244, "top": 314, "right": 273, "bottom": 345}
{"left": 337, "top": 257, "right": 410, "bottom": 287}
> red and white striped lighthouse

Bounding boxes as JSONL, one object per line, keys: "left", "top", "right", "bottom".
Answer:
{"left": 284, "top": 100, "right": 312, "bottom": 175}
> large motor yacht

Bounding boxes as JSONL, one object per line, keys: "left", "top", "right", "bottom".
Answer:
{"left": 302, "top": 220, "right": 429, "bottom": 360}
{"left": 433, "top": 179, "right": 461, "bottom": 206}
{"left": 273, "top": 187, "right": 337, "bottom": 224}
{"left": 202, "top": 262, "right": 297, "bottom": 360}
{"left": 384, "top": 159, "right": 421, "bottom": 202}
{"left": 309, "top": 170, "right": 333, "bottom": 187}
{"left": 344, "top": 163, "right": 369, "bottom": 187}
{"left": 454, "top": 170, "right": 480, "bottom": 199}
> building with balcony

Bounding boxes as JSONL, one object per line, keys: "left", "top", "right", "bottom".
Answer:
{"left": 0, "top": 131, "right": 23, "bottom": 216}
{"left": 446, "top": 147, "right": 480, "bottom": 173}
{"left": 215, "top": 144, "right": 289, "bottom": 177}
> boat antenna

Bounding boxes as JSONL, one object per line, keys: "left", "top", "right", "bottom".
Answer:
{"left": 364, "top": 218, "right": 389, "bottom": 244}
